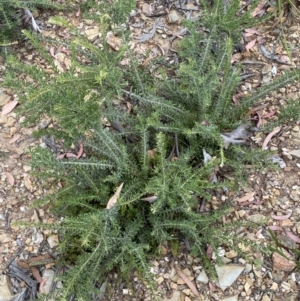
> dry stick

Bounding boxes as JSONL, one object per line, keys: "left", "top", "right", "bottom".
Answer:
{"left": 5, "top": 210, "right": 11, "bottom": 230}
{"left": 5, "top": 246, "right": 24, "bottom": 269}
{"left": 167, "top": 143, "right": 176, "bottom": 160}
{"left": 199, "top": 198, "right": 206, "bottom": 213}
{"left": 175, "top": 133, "right": 180, "bottom": 157}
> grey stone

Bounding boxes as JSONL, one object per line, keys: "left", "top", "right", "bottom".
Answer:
{"left": 289, "top": 150, "right": 300, "bottom": 158}
{"left": 0, "top": 93, "right": 10, "bottom": 107}
{"left": 196, "top": 270, "right": 209, "bottom": 284}
{"left": 0, "top": 275, "right": 14, "bottom": 301}
{"left": 216, "top": 264, "right": 245, "bottom": 290}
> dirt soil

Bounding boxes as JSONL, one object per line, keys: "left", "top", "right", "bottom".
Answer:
{"left": 1, "top": 1, "right": 300, "bottom": 301}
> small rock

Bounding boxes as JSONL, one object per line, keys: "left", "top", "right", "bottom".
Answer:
{"left": 10, "top": 127, "right": 17, "bottom": 136}
{"left": 262, "top": 294, "right": 271, "bottom": 301}
{"left": 0, "top": 275, "right": 14, "bottom": 301}
{"left": 23, "top": 165, "right": 31, "bottom": 172}
{"left": 31, "top": 209, "right": 40, "bottom": 223}
{"left": 156, "top": 276, "right": 164, "bottom": 284}
{"left": 85, "top": 27, "right": 100, "bottom": 41}
{"left": 47, "top": 235, "right": 59, "bottom": 248}
{"left": 24, "top": 177, "right": 34, "bottom": 192}
{"left": 41, "top": 269, "right": 55, "bottom": 294}
{"left": 32, "top": 231, "right": 44, "bottom": 244}
{"left": 0, "top": 233, "right": 11, "bottom": 243}
{"left": 38, "top": 119, "right": 50, "bottom": 129}
{"left": 182, "top": 268, "right": 191, "bottom": 277}
{"left": 106, "top": 33, "right": 122, "bottom": 51}
{"left": 84, "top": 19, "right": 94, "bottom": 25}
{"left": 177, "top": 278, "right": 185, "bottom": 285}
{"left": 220, "top": 295, "right": 238, "bottom": 301}
{"left": 270, "top": 281, "right": 278, "bottom": 290}
{"left": 216, "top": 264, "right": 245, "bottom": 290}
{"left": 0, "top": 115, "right": 7, "bottom": 124}
{"left": 292, "top": 125, "right": 299, "bottom": 132}
{"left": 0, "top": 93, "right": 11, "bottom": 106}
{"left": 289, "top": 150, "right": 300, "bottom": 158}
{"left": 244, "top": 277, "right": 253, "bottom": 293}
{"left": 167, "top": 10, "right": 181, "bottom": 24}
{"left": 196, "top": 270, "right": 208, "bottom": 284}
{"left": 281, "top": 281, "right": 291, "bottom": 292}
{"left": 182, "top": 289, "right": 190, "bottom": 296}
{"left": 245, "top": 264, "right": 252, "bottom": 273}
{"left": 272, "top": 249, "right": 296, "bottom": 272}
{"left": 5, "top": 117, "right": 16, "bottom": 127}
{"left": 246, "top": 214, "right": 266, "bottom": 223}
{"left": 225, "top": 250, "right": 238, "bottom": 259}
{"left": 281, "top": 219, "right": 294, "bottom": 227}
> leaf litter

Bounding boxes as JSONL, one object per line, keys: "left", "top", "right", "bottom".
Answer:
{"left": 2, "top": 0, "right": 300, "bottom": 300}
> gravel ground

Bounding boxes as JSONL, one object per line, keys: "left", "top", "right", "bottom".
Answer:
{"left": 1, "top": 2, "right": 300, "bottom": 300}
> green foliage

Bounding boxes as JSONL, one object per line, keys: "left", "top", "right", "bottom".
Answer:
{"left": 79, "top": 0, "right": 136, "bottom": 25}
{"left": 0, "top": 0, "right": 66, "bottom": 44}
{"left": 3, "top": 0, "right": 300, "bottom": 299}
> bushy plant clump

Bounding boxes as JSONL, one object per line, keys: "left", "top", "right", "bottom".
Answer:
{"left": 3, "top": 0, "right": 300, "bottom": 299}
{"left": 0, "top": 0, "right": 66, "bottom": 44}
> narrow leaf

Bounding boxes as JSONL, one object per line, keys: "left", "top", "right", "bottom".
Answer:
{"left": 6, "top": 172, "right": 15, "bottom": 186}
{"left": 106, "top": 183, "right": 124, "bottom": 209}
{"left": 271, "top": 213, "right": 292, "bottom": 220}
{"left": 175, "top": 266, "right": 199, "bottom": 296}
{"left": 285, "top": 231, "right": 300, "bottom": 243}
{"left": 262, "top": 127, "right": 281, "bottom": 150}
{"left": 245, "top": 39, "right": 256, "bottom": 51}
{"left": 77, "top": 143, "right": 84, "bottom": 159}
{"left": 9, "top": 134, "right": 21, "bottom": 144}
{"left": 267, "top": 225, "right": 283, "bottom": 231}
{"left": 2, "top": 100, "right": 18, "bottom": 115}
{"left": 65, "top": 153, "right": 77, "bottom": 158}
{"left": 235, "top": 192, "right": 256, "bottom": 203}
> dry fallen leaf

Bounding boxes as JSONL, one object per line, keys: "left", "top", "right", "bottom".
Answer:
{"left": 77, "top": 143, "right": 84, "bottom": 159}
{"left": 141, "top": 195, "right": 158, "bottom": 203}
{"left": 262, "top": 127, "right": 281, "bottom": 150}
{"left": 106, "top": 183, "right": 124, "bottom": 209}
{"left": 252, "top": 1, "right": 267, "bottom": 17}
{"left": 6, "top": 172, "right": 15, "bottom": 186}
{"left": 9, "top": 134, "right": 21, "bottom": 144}
{"left": 285, "top": 231, "right": 300, "bottom": 243}
{"left": 236, "top": 191, "right": 256, "bottom": 203}
{"left": 267, "top": 225, "right": 283, "bottom": 231}
{"left": 245, "top": 39, "right": 256, "bottom": 51}
{"left": 49, "top": 46, "right": 56, "bottom": 57}
{"left": 57, "top": 153, "right": 66, "bottom": 160}
{"left": 244, "top": 28, "right": 261, "bottom": 35}
{"left": 2, "top": 100, "right": 18, "bottom": 115}
{"left": 271, "top": 213, "right": 292, "bottom": 220}
{"left": 175, "top": 266, "right": 199, "bottom": 296}
{"left": 65, "top": 152, "right": 77, "bottom": 158}
{"left": 208, "top": 281, "right": 217, "bottom": 292}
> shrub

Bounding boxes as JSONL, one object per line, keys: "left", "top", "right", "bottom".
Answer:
{"left": 4, "top": 0, "right": 300, "bottom": 299}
